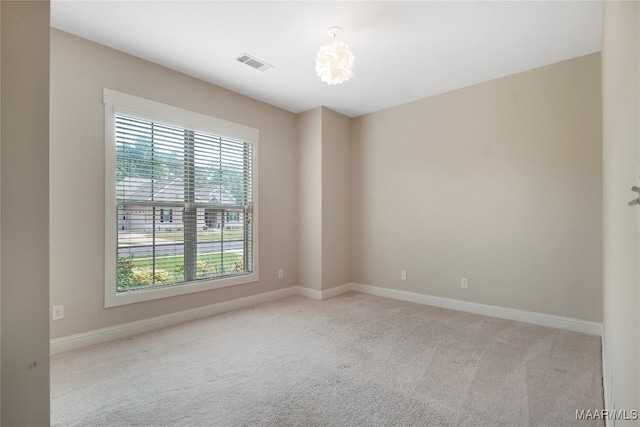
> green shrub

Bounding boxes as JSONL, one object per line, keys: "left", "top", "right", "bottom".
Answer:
{"left": 197, "top": 260, "right": 213, "bottom": 274}
{"left": 131, "top": 267, "right": 174, "bottom": 285}
{"left": 118, "top": 256, "right": 134, "bottom": 288}
{"left": 233, "top": 256, "right": 243, "bottom": 271}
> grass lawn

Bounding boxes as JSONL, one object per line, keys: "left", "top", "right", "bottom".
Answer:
{"left": 143, "top": 229, "right": 244, "bottom": 243}
{"left": 119, "top": 251, "right": 243, "bottom": 289}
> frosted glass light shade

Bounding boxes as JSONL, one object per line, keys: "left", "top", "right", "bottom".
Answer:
{"left": 315, "top": 39, "right": 355, "bottom": 85}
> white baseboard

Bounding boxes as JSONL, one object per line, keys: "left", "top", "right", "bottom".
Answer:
{"left": 320, "top": 283, "right": 352, "bottom": 299}
{"left": 601, "top": 335, "right": 612, "bottom": 425}
{"left": 350, "top": 283, "right": 603, "bottom": 336}
{"left": 50, "top": 286, "right": 298, "bottom": 355}
{"left": 293, "top": 284, "right": 351, "bottom": 300}
{"left": 294, "top": 286, "right": 322, "bottom": 300}
{"left": 51, "top": 282, "right": 602, "bottom": 354}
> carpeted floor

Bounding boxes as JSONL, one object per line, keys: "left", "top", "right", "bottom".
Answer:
{"left": 51, "top": 292, "right": 604, "bottom": 426}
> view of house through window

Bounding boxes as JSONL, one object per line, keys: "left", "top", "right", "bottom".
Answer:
{"left": 115, "top": 114, "right": 254, "bottom": 292}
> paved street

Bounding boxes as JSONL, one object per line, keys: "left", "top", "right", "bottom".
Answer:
{"left": 118, "top": 240, "right": 244, "bottom": 257}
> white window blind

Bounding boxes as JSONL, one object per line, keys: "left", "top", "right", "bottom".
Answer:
{"left": 104, "top": 89, "right": 259, "bottom": 307}
{"left": 115, "top": 114, "right": 254, "bottom": 291}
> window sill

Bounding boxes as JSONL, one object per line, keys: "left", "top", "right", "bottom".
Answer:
{"left": 105, "top": 271, "right": 259, "bottom": 308}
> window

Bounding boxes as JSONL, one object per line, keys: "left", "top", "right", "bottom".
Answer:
{"left": 104, "top": 89, "right": 259, "bottom": 307}
{"left": 227, "top": 211, "right": 240, "bottom": 223}
{"left": 159, "top": 209, "right": 172, "bottom": 223}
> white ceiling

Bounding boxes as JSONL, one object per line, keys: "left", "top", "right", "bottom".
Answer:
{"left": 50, "top": 1, "right": 603, "bottom": 118}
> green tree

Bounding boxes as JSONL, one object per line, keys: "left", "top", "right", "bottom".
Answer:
{"left": 117, "top": 136, "right": 173, "bottom": 181}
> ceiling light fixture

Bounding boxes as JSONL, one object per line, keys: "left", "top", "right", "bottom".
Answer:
{"left": 315, "top": 26, "right": 355, "bottom": 85}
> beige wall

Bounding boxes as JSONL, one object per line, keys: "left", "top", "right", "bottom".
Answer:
{"left": 50, "top": 29, "right": 298, "bottom": 338}
{"left": 321, "top": 108, "right": 351, "bottom": 290}
{"left": 296, "top": 108, "right": 322, "bottom": 291}
{"left": 602, "top": 0, "right": 640, "bottom": 416}
{"left": 297, "top": 106, "right": 351, "bottom": 291}
{"left": 1, "top": 1, "right": 50, "bottom": 424}
{"left": 351, "top": 54, "right": 602, "bottom": 322}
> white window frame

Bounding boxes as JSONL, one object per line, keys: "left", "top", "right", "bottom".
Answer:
{"left": 104, "top": 89, "right": 259, "bottom": 308}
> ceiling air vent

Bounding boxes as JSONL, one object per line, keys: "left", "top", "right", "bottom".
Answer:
{"left": 236, "top": 53, "right": 274, "bottom": 72}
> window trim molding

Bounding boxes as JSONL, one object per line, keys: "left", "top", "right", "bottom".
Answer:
{"left": 103, "top": 88, "right": 259, "bottom": 308}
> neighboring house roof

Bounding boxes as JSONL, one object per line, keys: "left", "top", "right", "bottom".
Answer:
{"left": 118, "top": 177, "right": 236, "bottom": 205}
{"left": 195, "top": 186, "right": 235, "bottom": 204}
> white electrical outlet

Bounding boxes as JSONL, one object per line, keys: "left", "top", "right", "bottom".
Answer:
{"left": 52, "top": 305, "right": 64, "bottom": 321}
{"left": 401, "top": 270, "right": 407, "bottom": 281}
{"left": 278, "top": 269, "right": 284, "bottom": 279}
{"left": 461, "top": 278, "right": 469, "bottom": 289}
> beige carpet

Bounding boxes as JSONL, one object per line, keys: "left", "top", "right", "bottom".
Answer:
{"left": 51, "top": 292, "right": 604, "bottom": 426}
